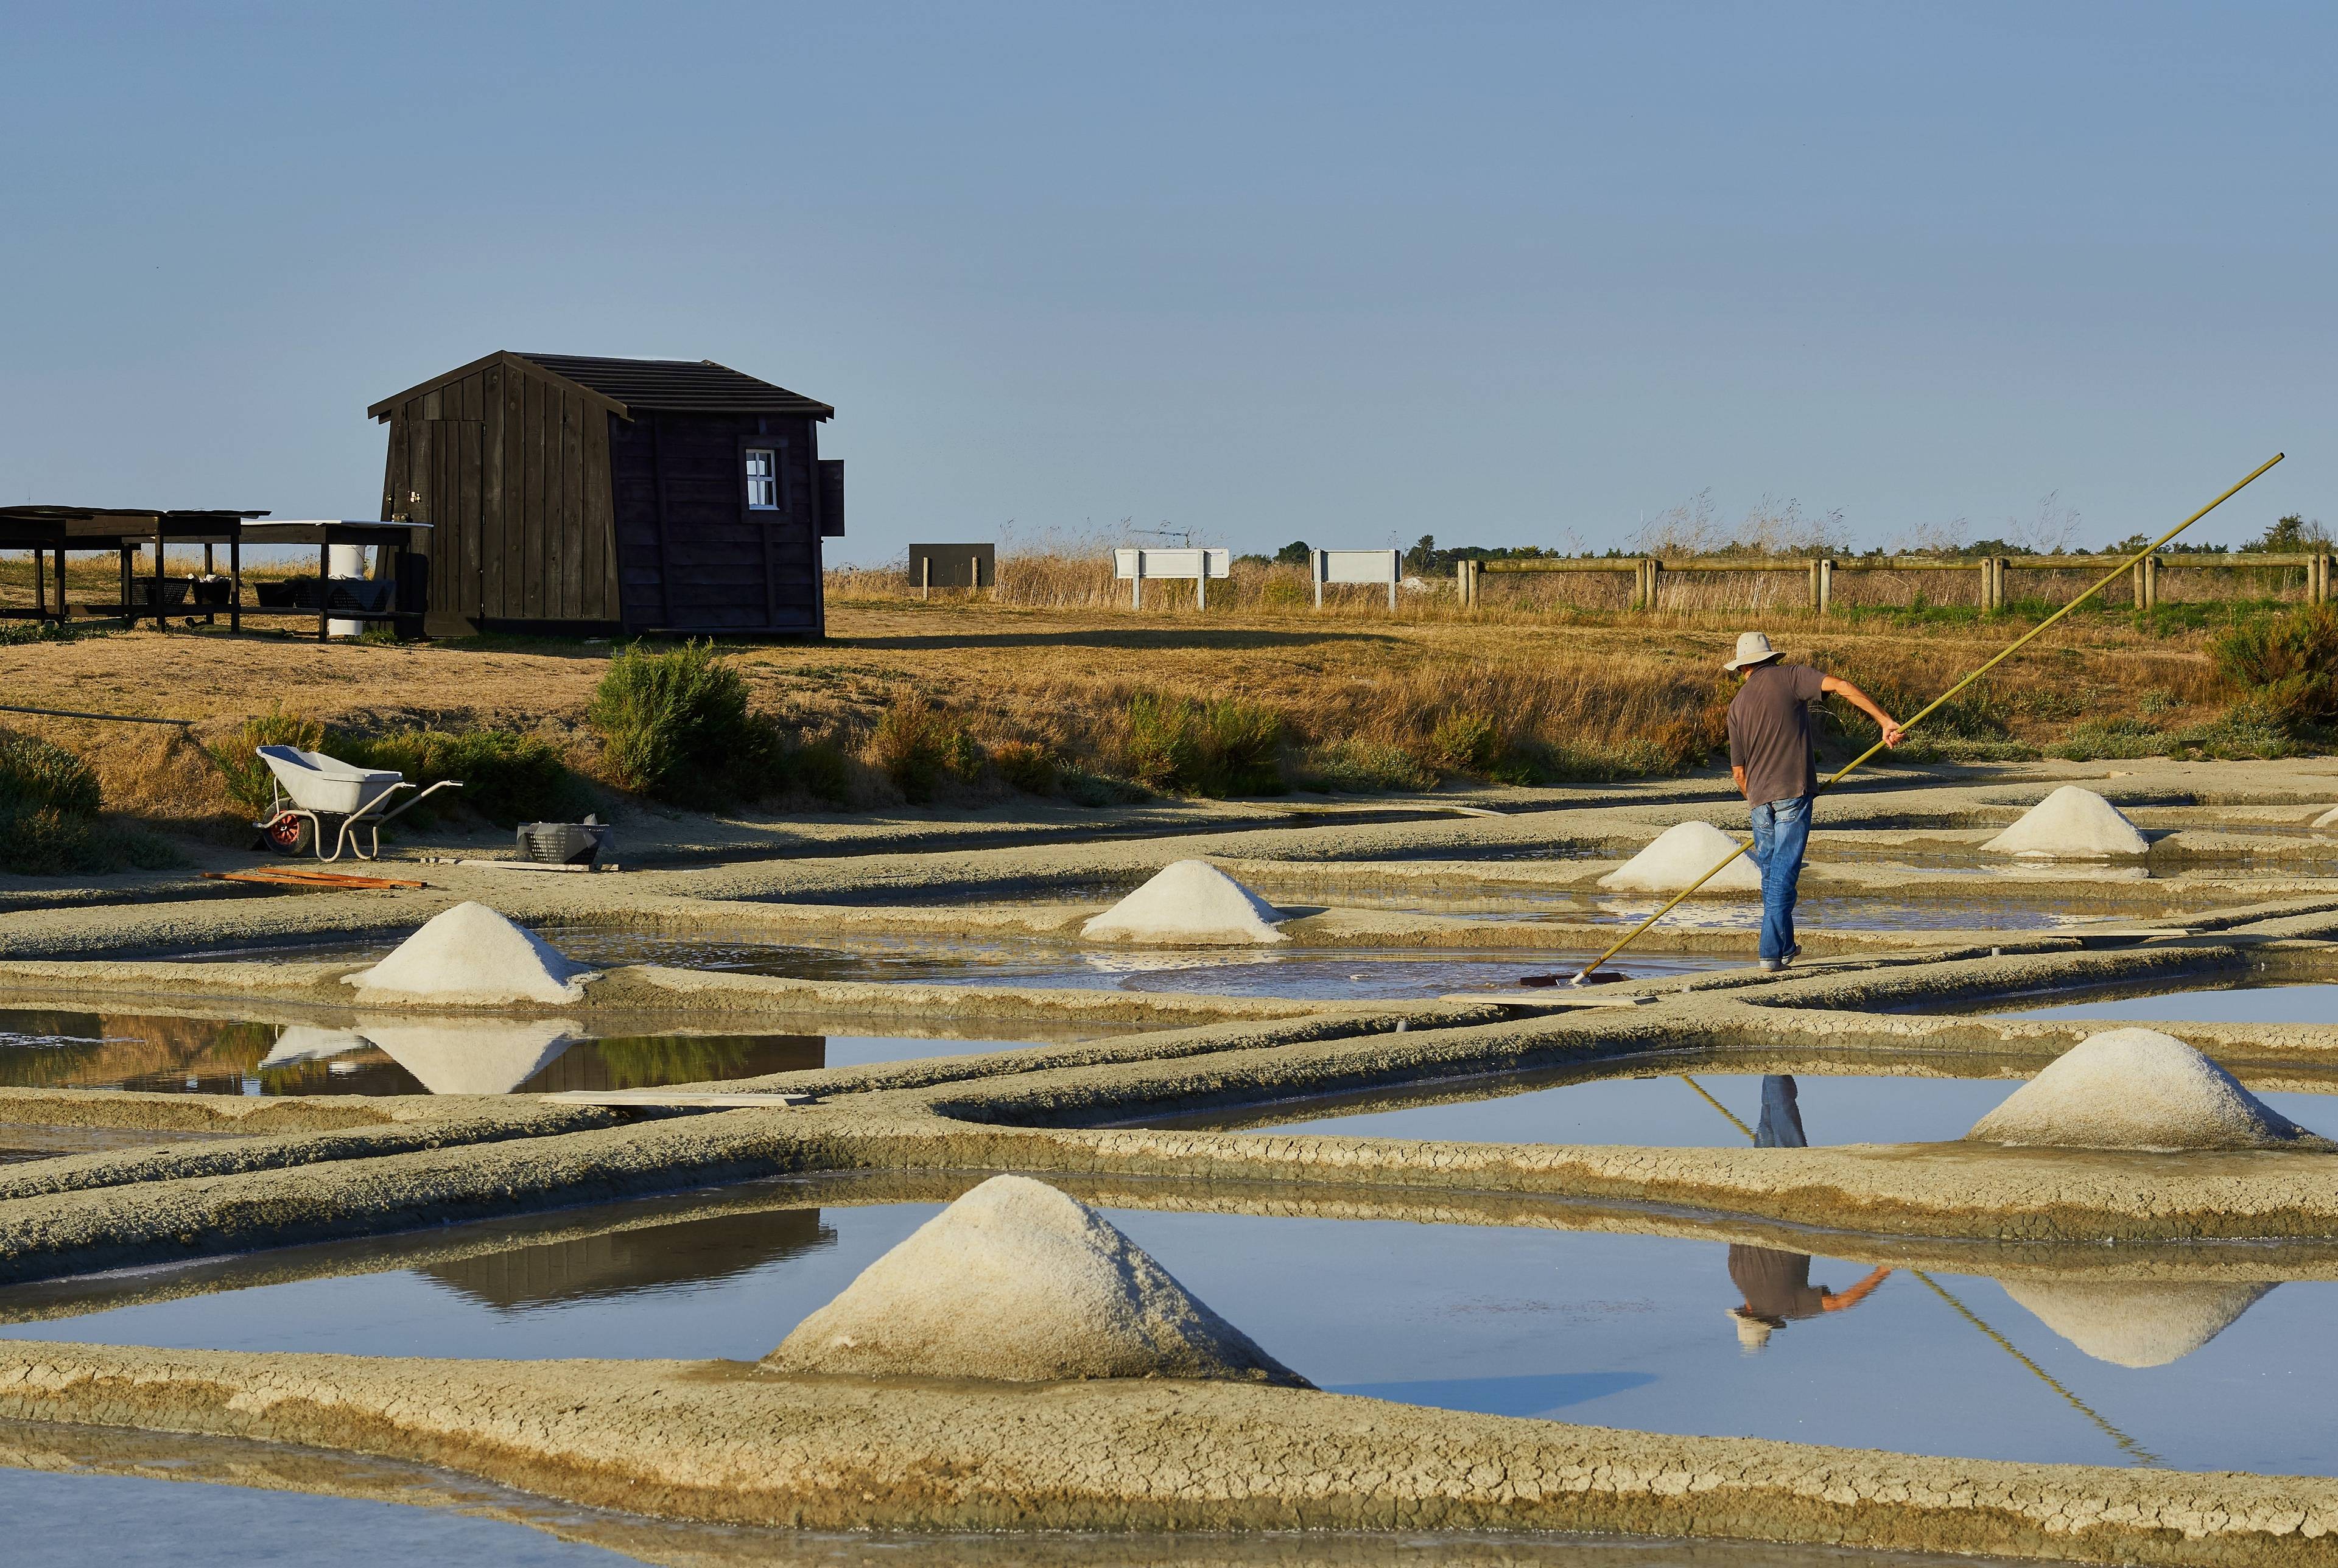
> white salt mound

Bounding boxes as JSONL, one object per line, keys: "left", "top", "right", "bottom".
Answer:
{"left": 1081, "top": 859, "right": 1288, "bottom": 945}
{"left": 1598, "top": 821, "right": 1763, "bottom": 893}
{"left": 2001, "top": 1279, "right": 2274, "bottom": 1368}
{"left": 1981, "top": 785, "right": 2148, "bottom": 858}
{"left": 1967, "top": 1027, "right": 2327, "bottom": 1152}
{"left": 343, "top": 901, "right": 599, "bottom": 1006}
{"left": 764, "top": 1174, "right": 1308, "bottom": 1384}
{"left": 2313, "top": 804, "right": 2338, "bottom": 830}
{"left": 362, "top": 1020, "right": 577, "bottom": 1095}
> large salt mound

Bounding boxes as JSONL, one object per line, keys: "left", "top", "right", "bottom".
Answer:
{"left": 1598, "top": 821, "right": 1763, "bottom": 892}
{"left": 363, "top": 1020, "right": 577, "bottom": 1095}
{"left": 1081, "top": 859, "right": 1288, "bottom": 945}
{"left": 1981, "top": 785, "right": 2148, "bottom": 857}
{"left": 764, "top": 1174, "right": 1308, "bottom": 1384}
{"left": 343, "top": 902, "right": 598, "bottom": 1005}
{"left": 1967, "top": 1027, "right": 2328, "bottom": 1151}
{"left": 2001, "top": 1279, "right": 2275, "bottom": 1367}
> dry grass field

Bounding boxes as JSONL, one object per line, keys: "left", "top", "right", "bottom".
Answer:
{"left": 0, "top": 563, "right": 2272, "bottom": 852}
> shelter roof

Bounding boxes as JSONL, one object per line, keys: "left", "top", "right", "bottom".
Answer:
{"left": 368, "top": 352, "right": 834, "bottom": 421}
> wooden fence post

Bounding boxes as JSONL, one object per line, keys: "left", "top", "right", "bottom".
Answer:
{"left": 1816, "top": 558, "right": 1833, "bottom": 615}
{"left": 1643, "top": 558, "right": 1662, "bottom": 611}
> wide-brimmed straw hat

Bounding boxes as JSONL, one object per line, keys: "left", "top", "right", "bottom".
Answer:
{"left": 1724, "top": 631, "right": 1785, "bottom": 672}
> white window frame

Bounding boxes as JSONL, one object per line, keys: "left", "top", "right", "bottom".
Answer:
{"left": 744, "top": 448, "right": 779, "bottom": 511}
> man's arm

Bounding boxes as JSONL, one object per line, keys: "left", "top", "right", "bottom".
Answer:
{"left": 1819, "top": 674, "right": 1906, "bottom": 747}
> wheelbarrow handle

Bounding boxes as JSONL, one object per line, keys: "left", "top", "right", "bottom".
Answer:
{"left": 368, "top": 778, "right": 462, "bottom": 830}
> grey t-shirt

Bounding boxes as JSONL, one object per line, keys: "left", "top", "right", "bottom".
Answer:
{"left": 1727, "top": 662, "right": 1826, "bottom": 808}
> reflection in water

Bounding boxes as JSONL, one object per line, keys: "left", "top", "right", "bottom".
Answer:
{"left": 1999, "top": 1279, "right": 2277, "bottom": 1369}
{"left": 424, "top": 1207, "right": 833, "bottom": 1309}
{"left": 1728, "top": 1075, "right": 1894, "bottom": 1351}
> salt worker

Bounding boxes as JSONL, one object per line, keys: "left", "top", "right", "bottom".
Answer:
{"left": 1724, "top": 632, "right": 1904, "bottom": 971}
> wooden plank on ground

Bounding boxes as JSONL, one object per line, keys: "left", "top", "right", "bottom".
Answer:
{"left": 202, "top": 870, "right": 426, "bottom": 891}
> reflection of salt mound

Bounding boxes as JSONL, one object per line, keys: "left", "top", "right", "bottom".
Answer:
{"left": 362, "top": 1020, "right": 576, "bottom": 1095}
{"left": 259, "top": 1026, "right": 370, "bottom": 1068}
{"left": 1968, "top": 1027, "right": 2327, "bottom": 1151}
{"left": 1081, "top": 860, "right": 1288, "bottom": 945}
{"left": 2315, "top": 805, "right": 2338, "bottom": 830}
{"left": 1981, "top": 786, "right": 2148, "bottom": 857}
{"left": 1599, "top": 821, "right": 1763, "bottom": 892}
{"left": 764, "top": 1174, "right": 1308, "bottom": 1384}
{"left": 2001, "top": 1279, "right": 2275, "bottom": 1367}
{"left": 344, "top": 902, "right": 597, "bottom": 1004}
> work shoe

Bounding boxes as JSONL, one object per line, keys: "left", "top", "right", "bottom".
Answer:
{"left": 1758, "top": 957, "right": 1783, "bottom": 972}
{"left": 1781, "top": 943, "right": 1803, "bottom": 967}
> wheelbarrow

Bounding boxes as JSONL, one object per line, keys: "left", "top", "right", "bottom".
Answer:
{"left": 253, "top": 744, "right": 463, "bottom": 862}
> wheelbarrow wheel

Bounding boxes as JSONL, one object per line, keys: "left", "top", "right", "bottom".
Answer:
{"left": 261, "top": 813, "right": 309, "bottom": 855}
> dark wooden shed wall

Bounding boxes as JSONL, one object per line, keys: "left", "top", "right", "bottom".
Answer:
{"left": 378, "top": 360, "right": 622, "bottom": 632}
{"left": 607, "top": 411, "right": 824, "bottom": 634}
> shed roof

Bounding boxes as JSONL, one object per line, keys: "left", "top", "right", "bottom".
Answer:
{"left": 368, "top": 352, "right": 833, "bottom": 422}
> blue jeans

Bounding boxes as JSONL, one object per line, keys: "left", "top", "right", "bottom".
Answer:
{"left": 1748, "top": 794, "right": 1812, "bottom": 963}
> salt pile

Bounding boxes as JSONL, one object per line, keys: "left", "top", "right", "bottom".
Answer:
{"left": 1967, "top": 1027, "right": 2328, "bottom": 1151}
{"left": 2000, "top": 1279, "right": 2275, "bottom": 1367}
{"left": 343, "top": 902, "right": 599, "bottom": 1005}
{"left": 1081, "top": 859, "right": 1288, "bottom": 945}
{"left": 1598, "top": 821, "right": 1763, "bottom": 892}
{"left": 764, "top": 1174, "right": 1308, "bottom": 1384}
{"left": 1980, "top": 786, "right": 2148, "bottom": 857}
{"left": 362, "top": 1020, "right": 577, "bottom": 1095}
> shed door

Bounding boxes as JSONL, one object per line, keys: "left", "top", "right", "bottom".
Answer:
{"left": 410, "top": 419, "right": 483, "bottom": 620}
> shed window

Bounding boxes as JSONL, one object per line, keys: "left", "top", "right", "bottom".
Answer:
{"left": 745, "top": 449, "right": 779, "bottom": 510}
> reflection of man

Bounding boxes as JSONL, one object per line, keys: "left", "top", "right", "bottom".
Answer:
{"left": 1730, "top": 1071, "right": 1890, "bottom": 1349}
{"left": 1728, "top": 1247, "right": 1893, "bottom": 1351}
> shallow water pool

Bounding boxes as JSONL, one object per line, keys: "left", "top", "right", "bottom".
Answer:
{"left": 175, "top": 925, "right": 1730, "bottom": 1001}
{"left": 0, "top": 1006, "right": 1126, "bottom": 1097}
{"left": 1134, "top": 1066, "right": 2338, "bottom": 1146}
{"left": 4, "top": 1179, "right": 2328, "bottom": 1477}
{"left": 1997, "top": 981, "right": 2338, "bottom": 1026}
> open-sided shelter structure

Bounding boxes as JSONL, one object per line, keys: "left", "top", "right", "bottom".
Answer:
{"left": 370, "top": 352, "right": 843, "bottom": 639}
{"left": 0, "top": 506, "right": 427, "bottom": 639}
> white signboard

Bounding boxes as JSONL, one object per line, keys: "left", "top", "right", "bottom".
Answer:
{"left": 1311, "top": 548, "right": 1402, "bottom": 609}
{"left": 1114, "top": 547, "right": 1230, "bottom": 609}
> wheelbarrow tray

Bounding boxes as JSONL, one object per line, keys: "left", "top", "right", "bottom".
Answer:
{"left": 258, "top": 746, "right": 404, "bottom": 816}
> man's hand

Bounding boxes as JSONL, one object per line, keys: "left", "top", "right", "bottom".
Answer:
{"left": 1732, "top": 765, "right": 1749, "bottom": 797}
{"left": 1819, "top": 674, "right": 1906, "bottom": 749}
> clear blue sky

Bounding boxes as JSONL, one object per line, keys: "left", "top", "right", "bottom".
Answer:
{"left": 2, "top": 2, "right": 2328, "bottom": 563}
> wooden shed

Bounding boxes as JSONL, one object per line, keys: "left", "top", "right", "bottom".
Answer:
{"left": 370, "top": 352, "right": 841, "bottom": 638}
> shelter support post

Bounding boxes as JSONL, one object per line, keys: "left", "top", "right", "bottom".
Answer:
{"left": 229, "top": 532, "right": 240, "bottom": 634}
{"left": 1131, "top": 559, "right": 1142, "bottom": 611}
{"left": 971, "top": 553, "right": 983, "bottom": 592}
{"left": 151, "top": 525, "right": 167, "bottom": 631}
{"left": 1196, "top": 563, "right": 1207, "bottom": 611}
{"left": 30, "top": 548, "right": 44, "bottom": 621}
{"left": 920, "top": 555, "right": 930, "bottom": 601}
{"left": 117, "top": 546, "right": 131, "bottom": 625}
{"left": 1816, "top": 557, "right": 1833, "bottom": 615}
{"left": 1311, "top": 550, "right": 1324, "bottom": 610}
{"left": 53, "top": 547, "right": 66, "bottom": 622}
{"left": 1388, "top": 553, "right": 1398, "bottom": 613}
{"left": 317, "top": 531, "right": 331, "bottom": 642}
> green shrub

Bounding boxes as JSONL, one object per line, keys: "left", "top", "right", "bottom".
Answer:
{"left": 783, "top": 738, "right": 852, "bottom": 805}
{"left": 1294, "top": 738, "right": 1435, "bottom": 794}
{"left": 586, "top": 640, "right": 779, "bottom": 807}
{"left": 340, "top": 728, "right": 589, "bottom": 827}
{"left": 1423, "top": 710, "right": 1500, "bottom": 774}
{"left": 2213, "top": 604, "right": 2338, "bottom": 726}
{"left": 205, "top": 707, "right": 325, "bottom": 811}
{"left": 870, "top": 690, "right": 974, "bottom": 804}
{"left": 0, "top": 621, "right": 107, "bottom": 648}
{"left": 1121, "top": 692, "right": 1285, "bottom": 796}
{"left": 0, "top": 732, "right": 103, "bottom": 874}
{"left": 991, "top": 740, "right": 1061, "bottom": 795}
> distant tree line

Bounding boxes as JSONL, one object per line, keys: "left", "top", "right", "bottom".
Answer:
{"left": 1240, "top": 517, "right": 2329, "bottom": 576}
